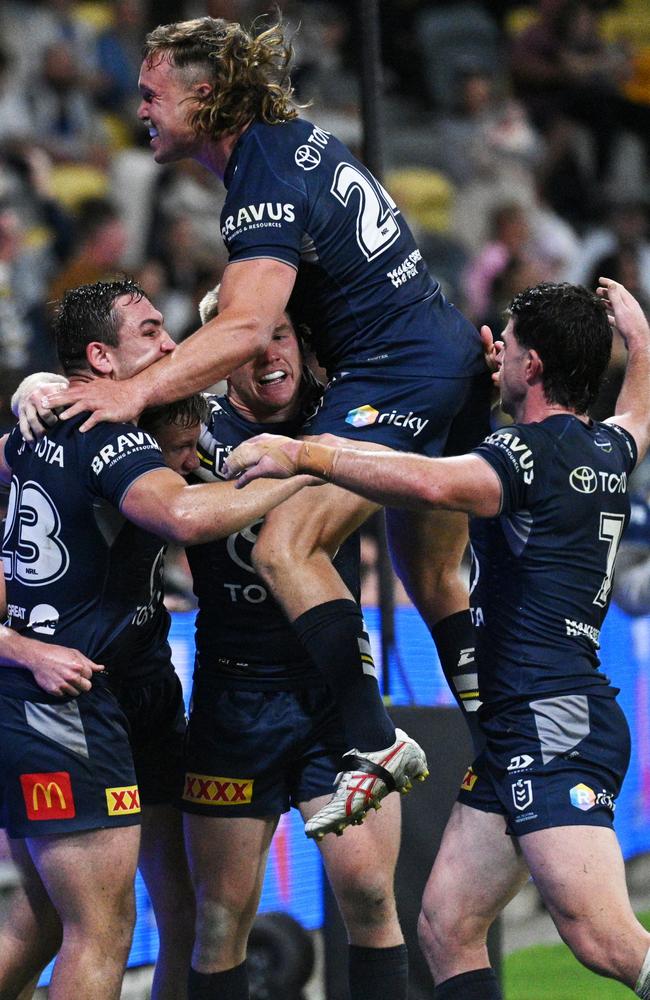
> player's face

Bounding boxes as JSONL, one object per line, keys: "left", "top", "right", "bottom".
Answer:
{"left": 497, "top": 319, "right": 528, "bottom": 417}
{"left": 154, "top": 421, "right": 201, "bottom": 476}
{"left": 109, "top": 294, "right": 176, "bottom": 379}
{"left": 228, "top": 318, "right": 303, "bottom": 423}
{"left": 137, "top": 56, "right": 203, "bottom": 164}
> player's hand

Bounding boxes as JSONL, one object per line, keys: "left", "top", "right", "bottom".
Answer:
{"left": 480, "top": 325, "right": 503, "bottom": 385}
{"left": 597, "top": 276, "right": 650, "bottom": 349}
{"left": 45, "top": 378, "right": 145, "bottom": 432}
{"left": 30, "top": 645, "right": 104, "bottom": 697}
{"left": 223, "top": 433, "right": 303, "bottom": 487}
{"left": 11, "top": 373, "right": 69, "bottom": 444}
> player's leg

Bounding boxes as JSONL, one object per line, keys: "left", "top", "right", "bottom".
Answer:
{"left": 253, "top": 477, "right": 394, "bottom": 750}
{"left": 418, "top": 802, "right": 529, "bottom": 999}
{"left": 0, "top": 837, "right": 61, "bottom": 998}
{"left": 386, "top": 506, "right": 484, "bottom": 752}
{"left": 184, "top": 813, "right": 278, "bottom": 999}
{"left": 27, "top": 825, "right": 140, "bottom": 1000}
{"left": 519, "top": 825, "right": 650, "bottom": 988}
{"left": 302, "top": 792, "right": 408, "bottom": 1000}
{"left": 139, "top": 803, "right": 195, "bottom": 1000}
{"left": 253, "top": 477, "right": 428, "bottom": 839}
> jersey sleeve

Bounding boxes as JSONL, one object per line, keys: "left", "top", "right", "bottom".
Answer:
{"left": 221, "top": 136, "right": 307, "bottom": 269}
{"left": 85, "top": 423, "right": 166, "bottom": 508}
{"left": 472, "top": 425, "right": 536, "bottom": 515}
{"left": 607, "top": 422, "right": 638, "bottom": 474}
{"left": 3, "top": 424, "right": 23, "bottom": 468}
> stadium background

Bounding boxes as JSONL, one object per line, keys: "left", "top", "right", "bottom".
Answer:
{"left": 1, "top": 0, "right": 650, "bottom": 995}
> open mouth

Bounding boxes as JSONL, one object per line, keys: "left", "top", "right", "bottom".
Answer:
{"left": 258, "top": 370, "right": 288, "bottom": 387}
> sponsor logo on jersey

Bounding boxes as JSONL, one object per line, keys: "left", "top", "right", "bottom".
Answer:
{"left": 221, "top": 203, "right": 296, "bottom": 239}
{"left": 20, "top": 771, "right": 75, "bottom": 821}
{"left": 565, "top": 618, "right": 600, "bottom": 646}
{"left": 507, "top": 754, "right": 535, "bottom": 772}
{"left": 91, "top": 431, "right": 160, "bottom": 474}
{"left": 27, "top": 604, "right": 59, "bottom": 635}
{"left": 183, "top": 773, "right": 254, "bottom": 806}
{"left": 512, "top": 778, "right": 533, "bottom": 811}
{"left": 484, "top": 431, "right": 534, "bottom": 484}
{"left": 345, "top": 405, "right": 429, "bottom": 438}
{"left": 105, "top": 785, "right": 141, "bottom": 816}
{"left": 570, "top": 466, "right": 627, "bottom": 494}
{"left": 295, "top": 144, "right": 321, "bottom": 170}
{"left": 33, "top": 436, "right": 64, "bottom": 468}
{"left": 7, "top": 604, "right": 26, "bottom": 621}
{"left": 386, "top": 249, "right": 423, "bottom": 288}
{"left": 460, "top": 766, "right": 478, "bottom": 792}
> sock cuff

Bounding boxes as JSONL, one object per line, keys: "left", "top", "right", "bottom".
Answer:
{"left": 293, "top": 598, "right": 363, "bottom": 640}
{"left": 430, "top": 608, "right": 473, "bottom": 643}
{"left": 349, "top": 943, "right": 407, "bottom": 965}
{"left": 636, "top": 946, "right": 650, "bottom": 998}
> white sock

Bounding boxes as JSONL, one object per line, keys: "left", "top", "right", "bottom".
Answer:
{"left": 635, "top": 946, "right": 650, "bottom": 998}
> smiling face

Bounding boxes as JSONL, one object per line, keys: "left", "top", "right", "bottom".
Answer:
{"left": 106, "top": 294, "right": 176, "bottom": 379}
{"left": 227, "top": 316, "right": 303, "bottom": 423}
{"left": 137, "top": 55, "right": 205, "bottom": 164}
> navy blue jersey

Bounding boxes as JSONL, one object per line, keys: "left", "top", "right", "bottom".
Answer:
{"left": 469, "top": 416, "right": 637, "bottom": 709}
{"left": 187, "top": 393, "right": 361, "bottom": 688}
{"left": 222, "top": 118, "right": 484, "bottom": 379}
{"left": 2, "top": 417, "right": 172, "bottom": 698}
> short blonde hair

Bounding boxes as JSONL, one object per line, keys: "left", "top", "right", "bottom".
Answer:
{"left": 143, "top": 16, "right": 300, "bottom": 139}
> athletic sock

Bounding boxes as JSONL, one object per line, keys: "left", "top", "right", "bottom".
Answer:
{"left": 348, "top": 944, "right": 408, "bottom": 1000}
{"left": 431, "top": 610, "right": 485, "bottom": 755}
{"left": 435, "top": 967, "right": 502, "bottom": 999}
{"left": 636, "top": 946, "right": 650, "bottom": 998}
{"left": 292, "top": 599, "right": 395, "bottom": 751}
{"left": 188, "top": 962, "right": 249, "bottom": 999}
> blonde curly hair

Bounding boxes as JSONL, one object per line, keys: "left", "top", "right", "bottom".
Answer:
{"left": 143, "top": 16, "right": 301, "bottom": 139}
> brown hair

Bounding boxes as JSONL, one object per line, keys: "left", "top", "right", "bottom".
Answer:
{"left": 143, "top": 15, "right": 300, "bottom": 139}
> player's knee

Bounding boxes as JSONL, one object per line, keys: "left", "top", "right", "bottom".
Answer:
{"left": 563, "top": 920, "right": 635, "bottom": 980}
{"left": 336, "top": 878, "right": 396, "bottom": 934}
{"left": 194, "top": 897, "right": 246, "bottom": 961}
{"left": 417, "top": 895, "right": 480, "bottom": 967}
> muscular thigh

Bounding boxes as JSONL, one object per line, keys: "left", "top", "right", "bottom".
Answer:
{"left": 184, "top": 813, "right": 277, "bottom": 909}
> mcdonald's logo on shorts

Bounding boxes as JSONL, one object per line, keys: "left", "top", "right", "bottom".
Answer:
{"left": 460, "top": 766, "right": 478, "bottom": 792}
{"left": 105, "top": 785, "right": 141, "bottom": 816}
{"left": 20, "top": 771, "right": 75, "bottom": 821}
{"left": 183, "top": 772, "right": 254, "bottom": 806}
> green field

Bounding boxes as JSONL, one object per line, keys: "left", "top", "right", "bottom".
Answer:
{"left": 504, "top": 912, "right": 650, "bottom": 999}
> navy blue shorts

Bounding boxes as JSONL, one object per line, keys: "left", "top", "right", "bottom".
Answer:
{"left": 457, "top": 693, "right": 630, "bottom": 836}
{"left": 112, "top": 668, "right": 186, "bottom": 806}
{"left": 180, "top": 680, "right": 346, "bottom": 817}
{"left": 301, "top": 368, "right": 491, "bottom": 456}
{"left": 0, "top": 681, "right": 140, "bottom": 839}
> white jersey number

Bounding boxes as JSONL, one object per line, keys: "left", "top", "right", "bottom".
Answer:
{"left": 331, "top": 163, "right": 401, "bottom": 261}
{"left": 594, "top": 511, "right": 626, "bottom": 608}
{"left": 2, "top": 478, "right": 70, "bottom": 586}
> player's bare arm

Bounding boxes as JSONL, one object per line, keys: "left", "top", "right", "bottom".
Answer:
{"left": 120, "top": 465, "right": 311, "bottom": 545}
{"left": 0, "top": 624, "right": 104, "bottom": 698}
{"left": 224, "top": 434, "right": 502, "bottom": 518}
{"left": 600, "top": 277, "right": 650, "bottom": 462}
{"left": 46, "top": 258, "right": 297, "bottom": 433}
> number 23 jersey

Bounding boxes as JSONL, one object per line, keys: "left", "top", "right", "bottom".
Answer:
{"left": 1, "top": 417, "right": 169, "bottom": 698}
{"left": 470, "top": 415, "right": 637, "bottom": 709}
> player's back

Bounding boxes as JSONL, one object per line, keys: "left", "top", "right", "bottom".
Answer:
{"left": 470, "top": 415, "right": 637, "bottom": 709}
{"left": 1, "top": 416, "right": 169, "bottom": 698}
{"left": 222, "top": 118, "right": 485, "bottom": 379}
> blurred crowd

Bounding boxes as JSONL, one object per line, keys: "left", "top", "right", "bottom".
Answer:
{"left": 1, "top": 0, "right": 650, "bottom": 606}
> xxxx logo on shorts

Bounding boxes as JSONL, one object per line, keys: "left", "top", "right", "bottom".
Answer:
{"left": 20, "top": 771, "right": 75, "bottom": 820}
{"left": 105, "top": 785, "right": 141, "bottom": 816}
{"left": 460, "top": 766, "right": 478, "bottom": 792}
{"left": 183, "top": 772, "right": 254, "bottom": 805}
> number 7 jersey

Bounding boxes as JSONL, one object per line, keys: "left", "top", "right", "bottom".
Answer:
{"left": 469, "top": 415, "right": 637, "bottom": 710}
{"left": 221, "top": 118, "right": 485, "bottom": 378}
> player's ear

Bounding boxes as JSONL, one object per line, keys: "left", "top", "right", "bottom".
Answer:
{"left": 527, "top": 348, "right": 543, "bottom": 382}
{"left": 194, "top": 81, "right": 212, "bottom": 100}
{"left": 86, "top": 341, "right": 114, "bottom": 375}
